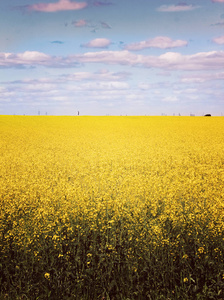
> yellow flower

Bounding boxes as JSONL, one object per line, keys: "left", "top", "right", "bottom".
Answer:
{"left": 44, "top": 273, "right": 50, "bottom": 280}
{"left": 198, "top": 247, "right": 204, "bottom": 254}
{"left": 183, "top": 277, "right": 188, "bottom": 283}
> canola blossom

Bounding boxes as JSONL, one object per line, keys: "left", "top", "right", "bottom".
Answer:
{"left": 0, "top": 116, "right": 224, "bottom": 299}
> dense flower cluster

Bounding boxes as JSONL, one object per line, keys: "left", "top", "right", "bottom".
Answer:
{"left": 0, "top": 116, "right": 224, "bottom": 299}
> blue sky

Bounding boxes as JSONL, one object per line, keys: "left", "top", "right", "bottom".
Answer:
{"left": 0, "top": 0, "right": 224, "bottom": 116}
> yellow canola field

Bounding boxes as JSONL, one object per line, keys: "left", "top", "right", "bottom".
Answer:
{"left": 0, "top": 115, "right": 224, "bottom": 298}
{"left": 1, "top": 115, "right": 224, "bottom": 246}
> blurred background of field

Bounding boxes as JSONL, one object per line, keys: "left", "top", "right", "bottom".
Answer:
{"left": 0, "top": 116, "right": 224, "bottom": 299}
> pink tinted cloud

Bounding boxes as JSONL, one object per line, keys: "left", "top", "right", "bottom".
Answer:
{"left": 0, "top": 51, "right": 50, "bottom": 67}
{"left": 157, "top": 4, "right": 198, "bottom": 12}
{"left": 73, "top": 50, "right": 138, "bottom": 65}
{"left": 125, "top": 36, "right": 188, "bottom": 51}
{"left": 212, "top": 0, "right": 224, "bottom": 2}
{"left": 154, "top": 51, "right": 223, "bottom": 70}
{"left": 28, "top": 0, "right": 87, "bottom": 12}
{"left": 0, "top": 51, "right": 75, "bottom": 68}
{"left": 72, "top": 19, "right": 87, "bottom": 27}
{"left": 1, "top": 50, "right": 224, "bottom": 71}
{"left": 72, "top": 50, "right": 224, "bottom": 70}
{"left": 213, "top": 36, "right": 224, "bottom": 44}
{"left": 82, "top": 38, "right": 112, "bottom": 48}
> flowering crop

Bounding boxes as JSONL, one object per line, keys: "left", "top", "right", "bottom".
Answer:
{"left": 0, "top": 116, "right": 224, "bottom": 299}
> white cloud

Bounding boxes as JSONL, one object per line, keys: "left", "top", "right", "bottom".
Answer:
{"left": 69, "top": 50, "right": 224, "bottom": 70}
{"left": 0, "top": 51, "right": 51, "bottom": 68}
{"left": 151, "top": 51, "right": 224, "bottom": 70}
{"left": 19, "top": 51, "right": 51, "bottom": 62}
{"left": 2, "top": 72, "right": 130, "bottom": 107}
{"left": 124, "top": 36, "right": 188, "bottom": 51}
{"left": 73, "top": 50, "right": 138, "bottom": 65}
{"left": 1, "top": 68, "right": 223, "bottom": 116}
{"left": 82, "top": 38, "right": 112, "bottom": 48}
{"left": 1, "top": 50, "right": 224, "bottom": 71}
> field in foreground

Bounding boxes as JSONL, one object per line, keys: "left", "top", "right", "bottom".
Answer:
{"left": 0, "top": 116, "right": 224, "bottom": 299}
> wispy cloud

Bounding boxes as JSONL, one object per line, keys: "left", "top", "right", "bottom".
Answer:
{"left": 71, "top": 20, "right": 111, "bottom": 32}
{"left": 81, "top": 38, "right": 112, "bottom": 48}
{"left": 27, "top": 0, "right": 87, "bottom": 12}
{"left": 212, "top": 0, "right": 224, "bottom": 3}
{"left": 72, "top": 19, "right": 88, "bottom": 27}
{"left": 93, "top": 1, "right": 113, "bottom": 6}
{"left": 157, "top": 3, "right": 199, "bottom": 12}
{"left": 213, "top": 36, "right": 224, "bottom": 44}
{"left": 100, "top": 21, "right": 111, "bottom": 29}
{"left": 63, "top": 69, "right": 130, "bottom": 81}
{"left": 124, "top": 36, "right": 188, "bottom": 51}
{"left": 211, "top": 21, "right": 224, "bottom": 26}
{"left": 51, "top": 41, "right": 64, "bottom": 44}
{"left": 4, "top": 70, "right": 130, "bottom": 85}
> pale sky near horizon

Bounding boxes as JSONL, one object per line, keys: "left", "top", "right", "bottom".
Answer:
{"left": 0, "top": 0, "right": 224, "bottom": 116}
